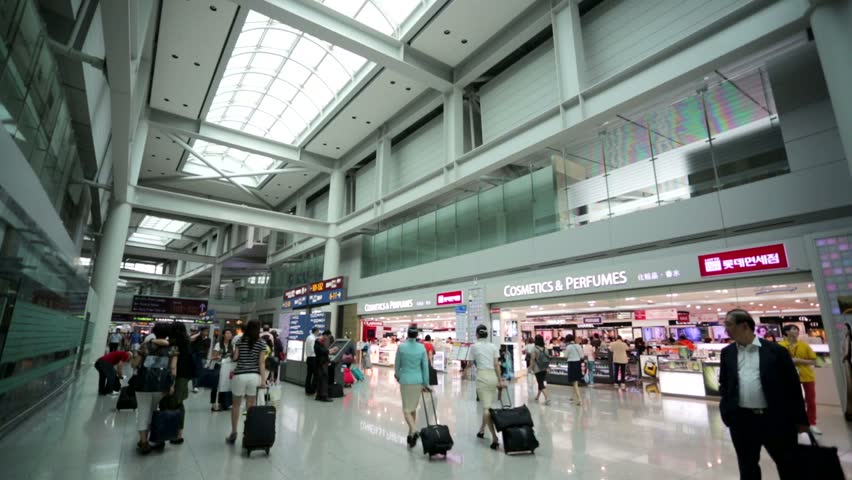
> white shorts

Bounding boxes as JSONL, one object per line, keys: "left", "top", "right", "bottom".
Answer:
{"left": 231, "top": 373, "right": 261, "bottom": 397}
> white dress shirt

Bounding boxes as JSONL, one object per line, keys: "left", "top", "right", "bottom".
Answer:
{"left": 736, "top": 336, "right": 768, "bottom": 408}
{"left": 470, "top": 340, "right": 499, "bottom": 371}
{"left": 305, "top": 333, "right": 316, "bottom": 359}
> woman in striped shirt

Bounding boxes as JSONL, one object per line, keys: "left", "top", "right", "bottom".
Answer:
{"left": 225, "top": 320, "right": 267, "bottom": 444}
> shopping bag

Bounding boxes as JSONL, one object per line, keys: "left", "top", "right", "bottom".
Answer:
{"left": 795, "top": 432, "right": 844, "bottom": 479}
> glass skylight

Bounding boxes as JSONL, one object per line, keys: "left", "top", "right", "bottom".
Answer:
{"left": 182, "top": 140, "right": 278, "bottom": 188}
{"left": 204, "top": 11, "right": 369, "bottom": 148}
{"left": 128, "top": 216, "right": 191, "bottom": 246}
{"left": 315, "top": 0, "right": 424, "bottom": 38}
{"left": 139, "top": 215, "right": 191, "bottom": 233}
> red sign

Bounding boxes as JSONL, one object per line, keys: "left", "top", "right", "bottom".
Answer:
{"left": 436, "top": 290, "right": 464, "bottom": 306}
{"left": 634, "top": 309, "right": 677, "bottom": 321}
{"left": 310, "top": 276, "right": 345, "bottom": 293}
{"left": 362, "top": 320, "right": 383, "bottom": 327}
{"left": 698, "top": 244, "right": 788, "bottom": 277}
{"left": 677, "top": 312, "right": 691, "bottom": 323}
{"left": 283, "top": 285, "right": 308, "bottom": 300}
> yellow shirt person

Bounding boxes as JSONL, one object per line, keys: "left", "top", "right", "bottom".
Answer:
{"left": 778, "top": 338, "right": 817, "bottom": 383}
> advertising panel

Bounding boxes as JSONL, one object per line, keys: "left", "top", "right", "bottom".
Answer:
{"left": 698, "top": 244, "right": 789, "bottom": 277}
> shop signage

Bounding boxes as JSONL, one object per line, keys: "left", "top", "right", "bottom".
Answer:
{"left": 633, "top": 309, "right": 678, "bottom": 321}
{"left": 436, "top": 290, "right": 464, "bottom": 306}
{"left": 698, "top": 244, "right": 788, "bottom": 277}
{"left": 582, "top": 317, "right": 603, "bottom": 324}
{"left": 576, "top": 323, "right": 599, "bottom": 329}
{"left": 131, "top": 296, "right": 209, "bottom": 316}
{"left": 363, "top": 299, "right": 414, "bottom": 312}
{"left": 677, "top": 312, "right": 690, "bottom": 323}
{"left": 362, "top": 320, "right": 383, "bottom": 327}
{"left": 502, "top": 271, "right": 628, "bottom": 298}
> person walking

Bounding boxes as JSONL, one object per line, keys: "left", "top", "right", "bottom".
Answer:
{"left": 470, "top": 324, "right": 503, "bottom": 450}
{"left": 94, "top": 350, "right": 130, "bottom": 395}
{"left": 108, "top": 329, "right": 122, "bottom": 352}
{"left": 167, "top": 323, "right": 196, "bottom": 445}
{"left": 582, "top": 338, "right": 596, "bottom": 385}
{"left": 530, "top": 335, "right": 551, "bottom": 405}
{"left": 779, "top": 324, "right": 820, "bottom": 435}
{"left": 133, "top": 323, "right": 177, "bottom": 455}
{"left": 304, "top": 327, "right": 319, "bottom": 396}
{"left": 563, "top": 335, "right": 584, "bottom": 405}
{"left": 394, "top": 325, "right": 430, "bottom": 448}
{"left": 361, "top": 340, "right": 373, "bottom": 370}
{"left": 210, "top": 328, "right": 234, "bottom": 412}
{"left": 610, "top": 336, "right": 629, "bottom": 390}
{"left": 226, "top": 320, "right": 268, "bottom": 444}
{"left": 313, "top": 330, "right": 339, "bottom": 402}
{"left": 190, "top": 328, "right": 211, "bottom": 394}
{"left": 719, "top": 309, "right": 809, "bottom": 480}
{"left": 130, "top": 329, "right": 142, "bottom": 352}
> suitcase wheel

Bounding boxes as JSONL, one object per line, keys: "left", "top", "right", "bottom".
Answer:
{"left": 244, "top": 448, "right": 251, "bottom": 457}
{"left": 265, "top": 448, "right": 270, "bottom": 455}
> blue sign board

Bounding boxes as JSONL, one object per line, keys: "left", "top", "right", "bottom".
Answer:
{"left": 308, "top": 288, "right": 345, "bottom": 306}
{"left": 287, "top": 312, "right": 329, "bottom": 341}
{"left": 455, "top": 305, "right": 468, "bottom": 314}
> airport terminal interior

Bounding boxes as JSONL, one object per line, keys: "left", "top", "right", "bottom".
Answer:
{"left": 2, "top": 0, "right": 852, "bottom": 478}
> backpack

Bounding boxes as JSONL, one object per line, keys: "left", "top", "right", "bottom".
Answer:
{"left": 534, "top": 346, "right": 550, "bottom": 371}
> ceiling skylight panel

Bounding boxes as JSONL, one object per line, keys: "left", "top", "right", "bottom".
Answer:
{"left": 205, "top": 11, "right": 369, "bottom": 147}
{"left": 128, "top": 232, "right": 171, "bottom": 246}
{"left": 316, "top": 0, "right": 424, "bottom": 38}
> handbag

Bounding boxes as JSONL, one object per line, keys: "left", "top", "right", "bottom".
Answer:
{"left": 795, "top": 432, "right": 844, "bottom": 478}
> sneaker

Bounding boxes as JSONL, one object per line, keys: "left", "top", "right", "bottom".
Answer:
{"left": 810, "top": 426, "right": 823, "bottom": 435}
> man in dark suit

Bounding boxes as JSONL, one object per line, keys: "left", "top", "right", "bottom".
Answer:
{"left": 314, "top": 330, "right": 338, "bottom": 403}
{"left": 719, "top": 309, "right": 808, "bottom": 479}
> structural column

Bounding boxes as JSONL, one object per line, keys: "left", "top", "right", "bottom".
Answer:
{"left": 322, "top": 169, "right": 345, "bottom": 334}
{"left": 209, "top": 264, "right": 223, "bottom": 301}
{"left": 443, "top": 87, "right": 465, "bottom": 164}
{"left": 811, "top": 1, "right": 852, "bottom": 179}
{"left": 89, "top": 201, "right": 132, "bottom": 362}
{"left": 552, "top": 0, "right": 586, "bottom": 105}
{"left": 172, "top": 260, "right": 184, "bottom": 297}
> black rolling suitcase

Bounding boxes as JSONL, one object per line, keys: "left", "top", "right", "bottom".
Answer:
{"left": 116, "top": 386, "right": 137, "bottom": 411}
{"left": 243, "top": 388, "right": 275, "bottom": 456}
{"left": 328, "top": 383, "right": 344, "bottom": 398}
{"left": 502, "top": 425, "right": 539, "bottom": 454}
{"left": 419, "top": 390, "right": 453, "bottom": 458}
{"left": 489, "top": 388, "right": 533, "bottom": 431}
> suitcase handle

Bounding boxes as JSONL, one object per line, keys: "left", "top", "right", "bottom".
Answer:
{"left": 499, "top": 385, "right": 513, "bottom": 409}
{"left": 421, "top": 389, "right": 439, "bottom": 426}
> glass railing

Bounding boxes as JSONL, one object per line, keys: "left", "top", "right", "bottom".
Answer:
{"left": 361, "top": 68, "right": 788, "bottom": 277}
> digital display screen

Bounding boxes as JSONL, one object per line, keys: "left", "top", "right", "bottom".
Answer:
{"left": 132, "top": 295, "right": 207, "bottom": 316}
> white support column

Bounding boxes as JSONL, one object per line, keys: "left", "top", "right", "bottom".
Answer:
{"left": 552, "top": 0, "right": 586, "bottom": 103}
{"left": 443, "top": 87, "right": 465, "bottom": 165}
{"left": 209, "top": 264, "right": 223, "bottom": 301}
{"left": 811, "top": 1, "right": 852, "bottom": 180}
{"left": 294, "top": 196, "right": 308, "bottom": 242}
{"left": 267, "top": 231, "right": 278, "bottom": 261}
{"left": 229, "top": 225, "right": 240, "bottom": 253}
{"left": 89, "top": 201, "right": 132, "bottom": 362}
{"left": 173, "top": 260, "right": 184, "bottom": 297}
{"left": 323, "top": 169, "right": 346, "bottom": 334}
{"left": 375, "top": 128, "right": 391, "bottom": 200}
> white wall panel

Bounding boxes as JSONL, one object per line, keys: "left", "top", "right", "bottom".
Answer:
{"left": 388, "top": 115, "right": 444, "bottom": 193}
{"left": 308, "top": 193, "right": 329, "bottom": 221}
{"left": 355, "top": 161, "right": 377, "bottom": 210}
{"left": 480, "top": 40, "right": 558, "bottom": 143}
{"left": 582, "top": 0, "right": 749, "bottom": 86}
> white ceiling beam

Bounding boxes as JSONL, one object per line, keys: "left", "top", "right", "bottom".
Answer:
{"left": 236, "top": 0, "right": 454, "bottom": 91}
{"left": 128, "top": 185, "right": 331, "bottom": 238}
{"left": 140, "top": 167, "right": 308, "bottom": 186}
{"left": 124, "top": 245, "right": 217, "bottom": 264}
{"left": 119, "top": 271, "right": 177, "bottom": 282}
{"left": 147, "top": 108, "right": 335, "bottom": 172}
{"left": 453, "top": 1, "right": 553, "bottom": 87}
{"left": 129, "top": 227, "right": 200, "bottom": 241}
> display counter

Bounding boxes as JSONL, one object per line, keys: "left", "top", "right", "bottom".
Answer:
{"left": 657, "top": 357, "right": 716, "bottom": 398}
{"left": 376, "top": 346, "right": 397, "bottom": 366}
{"left": 546, "top": 359, "right": 572, "bottom": 385}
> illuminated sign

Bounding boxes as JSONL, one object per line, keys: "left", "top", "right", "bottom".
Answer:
{"left": 310, "top": 276, "right": 345, "bottom": 293}
{"left": 362, "top": 320, "right": 384, "bottom": 327}
{"left": 502, "top": 271, "right": 627, "bottom": 298}
{"left": 363, "top": 299, "right": 414, "bottom": 312}
{"left": 698, "top": 244, "right": 788, "bottom": 277}
{"left": 284, "top": 285, "right": 308, "bottom": 300}
{"left": 132, "top": 296, "right": 208, "bottom": 316}
{"left": 634, "top": 309, "right": 678, "bottom": 321}
{"left": 436, "top": 290, "right": 463, "bottom": 306}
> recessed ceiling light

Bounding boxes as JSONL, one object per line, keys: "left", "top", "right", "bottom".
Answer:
{"left": 193, "top": 62, "right": 200, "bottom": 67}
{"left": 443, "top": 29, "right": 451, "bottom": 35}
{"left": 696, "top": 306, "right": 702, "bottom": 309}
{"left": 461, "top": 39, "right": 468, "bottom": 44}
{"left": 209, "top": 5, "right": 217, "bottom": 11}
{"left": 171, "top": 54, "right": 178, "bottom": 59}
{"left": 795, "top": 299, "right": 801, "bottom": 303}
{"left": 625, "top": 297, "right": 636, "bottom": 301}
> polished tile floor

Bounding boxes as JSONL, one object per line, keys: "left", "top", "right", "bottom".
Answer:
{"left": 2, "top": 367, "right": 851, "bottom": 480}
